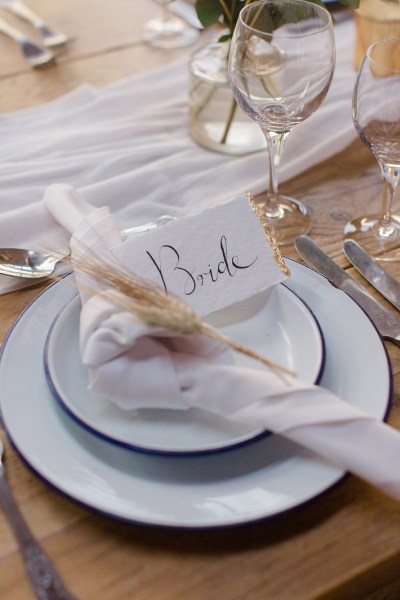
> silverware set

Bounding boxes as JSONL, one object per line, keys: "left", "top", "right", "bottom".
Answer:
{"left": 342, "top": 239, "right": 400, "bottom": 313}
{"left": 0, "top": 0, "right": 68, "bottom": 68}
{"left": 295, "top": 235, "right": 400, "bottom": 348}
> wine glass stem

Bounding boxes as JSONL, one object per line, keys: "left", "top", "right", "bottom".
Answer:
{"left": 378, "top": 162, "right": 400, "bottom": 231}
{"left": 264, "top": 129, "right": 289, "bottom": 218}
{"left": 380, "top": 180, "right": 392, "bottom": 225}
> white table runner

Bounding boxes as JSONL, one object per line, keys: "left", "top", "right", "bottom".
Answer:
{"left": 0, "top": 18, "right": 357, "bottom": 293}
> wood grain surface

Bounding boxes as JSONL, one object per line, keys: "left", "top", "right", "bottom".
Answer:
{"left": 0, "top": 2, "right": 400, "bottom": 599}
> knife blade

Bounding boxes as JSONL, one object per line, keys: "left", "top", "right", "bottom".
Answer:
{"left": 294, "top": 235, "right": 400, "bottom": 347}
{"left": 343, "top": 239, "right": 400, "bottom": 312}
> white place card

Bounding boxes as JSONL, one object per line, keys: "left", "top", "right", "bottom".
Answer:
{"left": 118, "top": 194, "right": 290, "bottom": 316}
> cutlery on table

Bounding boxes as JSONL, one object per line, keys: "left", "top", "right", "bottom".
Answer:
{"left": 294, "top": 235, "right": 400, "bottom": 347}
{"left": 0, "top": 248, "right": 71, "bottom": 279}
{"left": 0, "top": 215, "right": 176, "bottom": 280}
{"left": 0, "top": 432, "right": 79, "bottom": 599}
{"left": 0, "top": 0, "right": 68, "bottom": 46}
{"left": 0, "top": 15, "right": 54, "bottom": 67}
{"left": 343, "top": 239, "right": 400, "bottom": 312}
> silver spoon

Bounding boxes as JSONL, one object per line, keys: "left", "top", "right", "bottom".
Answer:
{"left": 0, "top": 215, "right": 176, "bottom": 280}
{"left": 0, "top": 248, "right": 71, "bottom": 279}
{"left": 0, "top": 433, "right": 79, "bottom": 599}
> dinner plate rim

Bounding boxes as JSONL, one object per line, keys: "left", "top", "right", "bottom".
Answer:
{"left": 0, "top": 258, "right": 393, "bottom": 529}
{"left": 42, "top": 281, "right": 326, "bottom": 457}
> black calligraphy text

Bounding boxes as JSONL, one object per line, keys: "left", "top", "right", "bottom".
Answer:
{"left": 146, "top": 235, "right": 257, "bottom": 296}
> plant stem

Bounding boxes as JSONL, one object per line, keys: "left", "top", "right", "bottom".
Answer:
{"left": 218, "top": 0, "right": 232, "bottom": 21}
{"left": 219, "top": 96, "right": 238, "bottom": 144}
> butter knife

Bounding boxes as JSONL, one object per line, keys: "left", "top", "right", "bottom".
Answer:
{"left": 343, "top": 239, "right": 400, "bottom": 312}
{"left": 294, "top": 235, "right": 400, "bottom": 347}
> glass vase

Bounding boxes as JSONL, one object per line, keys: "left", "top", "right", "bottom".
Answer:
{"left": 188, "top": 41, "right": 267, "bottom": 155}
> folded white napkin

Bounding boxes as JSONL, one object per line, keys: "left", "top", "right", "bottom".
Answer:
{"left": 0, "top": 18, "right": 357, "bottom": 294}
{"left": 45, "top": 183, "right": 400, "bottom": 502}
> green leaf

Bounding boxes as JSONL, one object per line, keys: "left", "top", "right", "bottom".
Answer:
{"left": 218, "top": 33, "right": 232, "bottom": 43}
{"left": 195, "top": 0, "right": 223, "bottom": 27}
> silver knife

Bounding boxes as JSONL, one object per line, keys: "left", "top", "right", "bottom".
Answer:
{"left": 294, "top": 235, "right": 400, "bottom": 347}
{"left": 343, "top": 239, "right": 400, "bottom": 312}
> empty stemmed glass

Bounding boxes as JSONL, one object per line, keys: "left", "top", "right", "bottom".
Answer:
{"left": 228, "top": 0, "right": 335, "bottom": 245}
{"left": 344, "top": 38, "right": 400, "bottom": 260}
{"left": 143, "top": 0, "right": 198, "bottom": 49}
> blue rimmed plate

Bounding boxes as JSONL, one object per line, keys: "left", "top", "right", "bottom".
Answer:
{"left": 43, "top": 282, "right": 325, "bottom": 455}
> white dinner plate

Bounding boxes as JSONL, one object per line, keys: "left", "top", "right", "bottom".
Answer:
{"left": 0, "top": 259, "right": 392, "bottom": 528}
{"left": 44, "top": 284, "right": 324, "bottom": 455}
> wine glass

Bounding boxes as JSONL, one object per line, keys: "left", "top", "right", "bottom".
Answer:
{"left": 344, "top": 38, "right": 400, "bottom": 261}
{"left": 143, "top": 0, "right": 199, "bottom": 49}
{"left": 228, "top": 0, "right": 335, "bottom": 245}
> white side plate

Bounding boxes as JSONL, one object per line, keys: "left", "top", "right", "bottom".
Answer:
{"left": 44, "top": 284, "right": 324, "bottom": 454}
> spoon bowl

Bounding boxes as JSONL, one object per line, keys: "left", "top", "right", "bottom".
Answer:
{"left": 0, "top": 248, "right": 70, "bottom": 279}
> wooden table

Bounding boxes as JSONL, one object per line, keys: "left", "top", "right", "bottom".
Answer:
{"left": 0, "top": 2, "right": 400, "bottom": 599}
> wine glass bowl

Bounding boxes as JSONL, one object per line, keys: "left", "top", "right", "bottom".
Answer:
{"left": 344, "top": 38, "right": 400, "bottom": 260}
{"left": 143, "top": 0, "right": 198, "bottom": 49}
{"left": 228, "top": 0, "right": 335, "bottom": 245}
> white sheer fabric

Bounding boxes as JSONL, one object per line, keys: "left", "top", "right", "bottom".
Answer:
{"left": 0, "top": 19, "right": 356, "bottom": 293}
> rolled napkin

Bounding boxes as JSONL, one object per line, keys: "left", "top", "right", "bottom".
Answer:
{"left": 45, "top": 183, "right": 400, "bottom": 501}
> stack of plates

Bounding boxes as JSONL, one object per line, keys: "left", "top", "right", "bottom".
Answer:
{"left": 0, "top": 258, "right": 391, "bottom": 528}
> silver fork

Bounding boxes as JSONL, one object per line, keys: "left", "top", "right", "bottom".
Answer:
{"left": 0, "top": 16, "right": 54, "bottom": 67}
{"left": 0, "top": 0, "right": 68, "bottom": 46}
{"left": 0, "top": 430, "right": 79, "bottom": 599}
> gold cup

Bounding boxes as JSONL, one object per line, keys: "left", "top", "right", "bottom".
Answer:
{"left": 354, "top": 0, "right": 400, "bottom": 69}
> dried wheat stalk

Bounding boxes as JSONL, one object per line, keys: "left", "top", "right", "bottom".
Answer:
{"left": 72, "top": 243, "right": 295, "bottom": 377}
